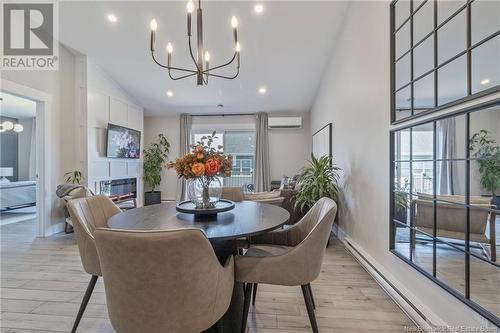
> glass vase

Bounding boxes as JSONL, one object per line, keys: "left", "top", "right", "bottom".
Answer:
{"left": 187, "top": 177, "right": 222, "bottom": 209}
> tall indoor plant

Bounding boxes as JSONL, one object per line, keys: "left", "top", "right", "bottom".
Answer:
{"left": 143, "top": 134, "right": 170, "bottom": 205}
{"left": 470, "top": 129, "right": 500, "bottom": 208}
{"left": 294, "top": 154, "right": 341, "bottom": 213}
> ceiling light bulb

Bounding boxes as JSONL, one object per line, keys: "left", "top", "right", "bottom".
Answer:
{"left": 254, "top": 4, "right": 264, "bottom": 13}
{"left": 166, "top": 42, "right": 173, "bottom": 53}
{"left": 2, "top": 121, "right": 14, "bottom": 130}
{"left": 150, "top": 19, "right": 158, "bottom": 31}
{"left": 259, "top": 87, "right": 267, "bottom": 94}
{"left": 13, "top": 124, "right": 23, "bottom": 133}
{"left": 187, "top": 0, "right": 194, "bottom": 13}
{"left": 231, "top": 16, "right": 238, "bottom": 28}
{"left": 481, "top": 78, "right": 491, "bottom": 85}
{"left": 166, "top": 91, "right": 174, "bottom": 97}
{"left": 204, "top": 51, "right": 211, "bottom": 62}
{"left": 235, "top": 42, "right": 241, "bottom": 52}
{"left": 107, "top": 14, "right": 117, "bottom": 23}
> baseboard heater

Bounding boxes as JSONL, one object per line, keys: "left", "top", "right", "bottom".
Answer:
{"left": 341, "top": 238, "right": 437, "bottom": 331}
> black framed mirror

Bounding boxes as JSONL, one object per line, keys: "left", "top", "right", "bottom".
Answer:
{"left": 390, "top": 0, "right": 500, "bottom": 124}
{"left": 390, "top": 100, "right": 500, "bottom": 326}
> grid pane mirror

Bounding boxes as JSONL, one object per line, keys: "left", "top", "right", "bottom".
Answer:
{"left": 390, "top": 0, "right": 500, "bottom": 123}
{"left": 390, "top": 102, "right": 500, "bottom": 325}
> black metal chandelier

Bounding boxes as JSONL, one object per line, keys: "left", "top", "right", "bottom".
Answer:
{"left": 149, "top": 0, "right": 240, "bottom": 86}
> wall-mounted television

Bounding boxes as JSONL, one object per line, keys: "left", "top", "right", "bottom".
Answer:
{"left": 106, "top": 123, "right": 141, "bottom": 159}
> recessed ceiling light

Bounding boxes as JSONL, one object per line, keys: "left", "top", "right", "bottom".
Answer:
{"left": 254, "top": 4, "right": 264, "bottom": 13}
{"left": 258, "top": 87, "right": 267, "bottom": 94}
{"left": 107, "top": 14, "right": 118, "bottom": 23}
{"left": 166, "top": 91, "right": 174, "bottom": 97}
{"left": 481, "top": 78, "right": 491, "bottom": 85}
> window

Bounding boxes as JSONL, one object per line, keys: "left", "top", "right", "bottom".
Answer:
{"left": 191, "top": 130, "right": 256, "bottom": 189}
{"left": 390, "top": 102, "right": 500, "bottom": 326}
{"left": 391, "top": 0, "right": 500, "bottom": 123}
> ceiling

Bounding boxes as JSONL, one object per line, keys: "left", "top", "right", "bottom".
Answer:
{"left": 59, "top": 1, "right": 350, "bottom": 116}
{"left": 0, "top": 92, "right": 36, "bottom": 119}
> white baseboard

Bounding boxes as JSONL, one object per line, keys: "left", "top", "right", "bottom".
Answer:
{"left": 331, "top": 226, "right": 445, "bottom": 332}
{"left": 44, "top": 221, "right": 65, "bottom": 236}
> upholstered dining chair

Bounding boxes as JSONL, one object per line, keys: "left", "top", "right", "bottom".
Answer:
{"left": 236, "top": 197, "right": 337, "bottom": 333}
{"left": 94, "top": 228, "right": 234, "bottom": 333}
{"left": 66, "top": 195, "right": 122, "bottom": 333}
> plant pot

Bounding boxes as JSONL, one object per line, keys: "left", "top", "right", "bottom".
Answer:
{"left": 144, "top": 191, "right": 161, "bottom": 206}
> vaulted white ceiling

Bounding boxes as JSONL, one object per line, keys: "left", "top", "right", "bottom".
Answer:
{"left": 59, "top": 1, "right": 349, "bottom": 115}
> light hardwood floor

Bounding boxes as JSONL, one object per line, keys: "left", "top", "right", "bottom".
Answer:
{"left": 1, "top": 220, "right": 417, "bottom": 332}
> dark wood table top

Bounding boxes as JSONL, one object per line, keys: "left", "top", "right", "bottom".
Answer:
{"left": 107, "top": 200, "right": 290, "bottom": 241}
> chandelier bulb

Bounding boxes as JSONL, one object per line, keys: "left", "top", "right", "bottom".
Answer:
{"left": 204, "top": 51, "right": 211, "bottom": 62}
{"left": 187, "top": 0, "right": 194, "bottom": 13}
{"left": 167, "top": 43, "right": 174, "bottom": 54}
{"left": 231, "top": 16, "right": 238, "bottom": 29}
{"left": 150, "top": 19, "right": 158, "bottom": 31}
{"left": 235, "top": 42, "right": 241, "bottom": 52}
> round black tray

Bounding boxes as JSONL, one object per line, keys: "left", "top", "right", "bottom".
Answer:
{"left": 176, "top": 199, "right": 235, "bottom": 216}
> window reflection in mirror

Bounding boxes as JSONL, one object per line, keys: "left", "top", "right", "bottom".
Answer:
{"left": 438, "top": 55, "right": 467, "bottom": 106}
{"left": 472, "top": 35, "right": 500, "bottom": 95}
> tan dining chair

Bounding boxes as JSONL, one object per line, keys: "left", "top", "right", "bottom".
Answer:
{"left": 236, "top": 197, "right": 337, "bottom": 333}
{"left": 94, "top": 228, "right": 234, "bottom": 333}
{"left": 67, "top": 195, "right": 122, "bottom": 333}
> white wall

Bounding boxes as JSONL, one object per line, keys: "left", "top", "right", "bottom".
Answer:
{"left": 310, "top": 1, "right": 492, "bottom": 328}
{"left": 83, "top": 59, "right": 145, "bottom": 205}
{"left": 268, "top": 112, "right": 310, "bottom": 180}
{"left": 143, "top": 116, "right": 180, "bottom": 201}
{"left": 1, "top": 44, "right": 77, "bottom": 233}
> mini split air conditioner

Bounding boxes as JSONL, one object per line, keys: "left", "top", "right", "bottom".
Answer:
{"left": 268, "top": 117, "right": 302, "bottom": 129}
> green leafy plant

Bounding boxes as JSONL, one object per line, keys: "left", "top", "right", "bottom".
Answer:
{"left": 394, "top": 187, "right": 409, "bottom": 219}
{"left": 64, "top": 170, "right": 83, "bottom": 184}
{"left": 470, "top": 129, "right": 500, "bottom": 196}
{"left": 143, "top": 134, "right": 171, "bottom": 192}
{"left": 294, "top": 154, "right": 341, "bottom": 212}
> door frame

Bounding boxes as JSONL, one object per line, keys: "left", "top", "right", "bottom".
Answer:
{"left": 1, "top": 79, "right": 52, "bottom": 237}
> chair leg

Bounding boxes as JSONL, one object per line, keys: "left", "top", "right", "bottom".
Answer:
{"left": 307, "top": 284, "right": 316, "bottom": 310}
{"left": 252, "top": 283, "right": 258, "bottom": 306}
{"left": 71, "top": 275, "right": 98, "bottom": 333}
{"left": 490, "top": 212, "right": 496, "bottom": 262}
{"left": 241, "top": 283, "right": 253, "bottom": 333}
{"left": 301, "top": 284, "right": 319, "bottom": 333}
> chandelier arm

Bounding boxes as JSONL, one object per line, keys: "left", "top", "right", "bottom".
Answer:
{"left": 188, "top": 36, "right": 203, "bottom": 73}
{"left": 168, "top": 72, "right": 198, "bottom": 80}
{"left": 151, "top": 51, "right": 197, "bottom": 73}
{"left": 202, "top": 52, "right": 237, "bottom": 73}
{"left": 206, "top": 67, "right": 239, "bottom": 80}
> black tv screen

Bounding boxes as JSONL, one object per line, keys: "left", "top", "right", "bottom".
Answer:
{"left": 106, "top": 123, "right": 141, "bottom": 159}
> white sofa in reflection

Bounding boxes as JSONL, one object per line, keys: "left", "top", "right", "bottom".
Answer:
{"left": 412, "top": 194, "right": 496, "bottom": 262}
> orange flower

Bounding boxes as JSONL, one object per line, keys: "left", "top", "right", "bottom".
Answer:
{"left": 195, "top": 145, "right": 204, "bottom": 152}
{"left": 205, "top": 158, "right": 220, "bottom": 177}
{"left": 197, "top": 152, "right": 204, "bottom": 160}
{"left": 191, "top": 163, "right": 205, "bottom": 177}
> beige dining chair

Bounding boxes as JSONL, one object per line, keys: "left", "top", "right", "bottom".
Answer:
{"left": 67, "top": 195, "right": 122, "bottom": 333}
{"left": 236, "top": 197, "right": 337, "bottom": 333}
{"left": 94, "top": 228, "right": 234, "bottom": 333}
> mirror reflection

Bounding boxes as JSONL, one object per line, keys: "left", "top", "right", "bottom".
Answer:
{"left": 470, "top": 256, "right": 500, "bottom": 318}
{"left": 472, "top": 35, "right": 500, "bottom": 94}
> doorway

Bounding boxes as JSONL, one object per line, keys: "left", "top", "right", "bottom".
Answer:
{"left": 0, "top": 80, "right": 51, "bottom": 237}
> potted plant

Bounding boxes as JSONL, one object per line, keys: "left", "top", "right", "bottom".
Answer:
{"left": 64, "top": 170, "right": 83, "bottom": 184}
{"left": 168, "top": 132, "right": 232, "bottom": 209}
{"left": 470, "top": 129, "right": 500, "bottom": 208}
{"left": 294, "top": 154, "right": 341, "bottom": 213}
{"left": 143, "top": 134, "right": 170, "bottom": 205}
{"left": 394, "top": 187, "right": 409, "bottom": 224}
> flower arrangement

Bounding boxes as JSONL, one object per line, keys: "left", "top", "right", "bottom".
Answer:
{"left": 168, "top": 132, "right": 232, "bottom": 208}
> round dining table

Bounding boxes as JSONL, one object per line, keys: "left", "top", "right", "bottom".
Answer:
{"left": 107, "top": 200, "right": 290, "bottom": 333}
